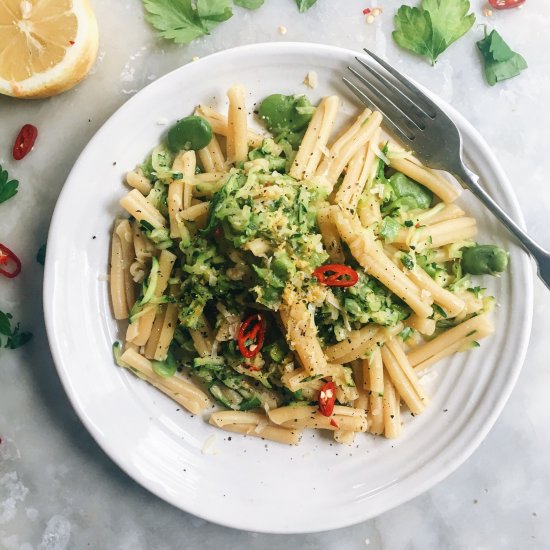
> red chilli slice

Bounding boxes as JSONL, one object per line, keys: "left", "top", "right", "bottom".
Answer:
{"left": 488, "top": 0, "right": 525, "bottom": 9}
{"left": 0, "top": 244, "right": 22, "bottom": 279}
{"left": 312, "top": 264, "right": 359, "bottom": 287}
{"left": 237, "top": 313, "right": 266, "bottom": 359}
{"left": 319, "top": 381, "right": 337, "bottom": 417}
{"left": 13, "top": 124, "right": 38, "bottom": 161}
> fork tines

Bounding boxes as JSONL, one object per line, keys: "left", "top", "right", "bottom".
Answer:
{"left": 343, "top": 48, "right": 441, "bottom": 145}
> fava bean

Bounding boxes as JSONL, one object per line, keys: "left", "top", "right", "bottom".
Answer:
{"left": 167, "top": 116, "right": 212, "bottom": 152}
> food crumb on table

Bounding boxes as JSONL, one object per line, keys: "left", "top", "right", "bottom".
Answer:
{"left": 303, "top": 70, "right": 318, "bottom": 89}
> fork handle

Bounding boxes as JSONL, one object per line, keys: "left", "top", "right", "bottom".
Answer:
{"left": 454, "top": 163, "right": 550, "bottom": 290}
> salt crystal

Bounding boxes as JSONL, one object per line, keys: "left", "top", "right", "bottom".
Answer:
{"left": 37, "top": 515, "right": 71, "bottom": 550}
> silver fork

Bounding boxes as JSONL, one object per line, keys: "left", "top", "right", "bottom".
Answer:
{"left": 344, "top": 48, "right": 550, "bottom": 290}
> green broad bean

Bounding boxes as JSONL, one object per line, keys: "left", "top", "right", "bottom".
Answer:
{"left": 461, "top": 244, "right": 508, "bottom": 275}
{"left": 386, "top": 172, "right": 433, "bottom": 211}
{"left": 151, "top": 351, "right": 178, "bottom": 378}
{"left": 258, "top": 94, "right": 315, "bottom": 147}
{"left": 167, "top": 116, "right": 212, "bottom": 152}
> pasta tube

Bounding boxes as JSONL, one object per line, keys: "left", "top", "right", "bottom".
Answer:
{"left": 409, "top": 314, "right": 494, "bottom": 371}
{"left": 209, "top": 411, "right": 301, "bottom": 445}
{"left": 381, "top": 342, "right": 426, "bottom": 415}
{"left": 279, "top": 298, "right": 328, "bottom": 376}
{"left": 196, "top": 104, "right": 264, "bottom": 149}
{"left": 388, "top": 156, "right": 460, "bottom": 204}
{"left": 120, "top": 348, "right": 210, "bottom": 414}
{"left": 120, "top": 189, "right": 166, "bottom": 229}
{"left": 226, "top": 85, "right": 249, "bottom": 164}
{"left": 290, "top": 95, "right": 339, "bottom": 180}
{"left": 317, "top": 207, "right": 345, "bottom": 263}
{"left": 383, "top": 372, "right": 402, "bottom": 439}
{"left": 335, "top": 211, "right": 433, "bottom": 318}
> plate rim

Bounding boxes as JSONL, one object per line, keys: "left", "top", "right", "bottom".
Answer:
{"left": 43, "top": 41, "right": 534, "bottom": 533}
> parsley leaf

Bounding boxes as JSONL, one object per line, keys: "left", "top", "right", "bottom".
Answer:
{"left": 6, "top": 328, "right": 33, "bottom": 350}
{"left": 197, "top": 0, "right": 233, "bottom": 32}
{"left": 432, "top": 304, "right": 448, "bottom": 319}
{"left": 401, "top": 253, "right": 415, "bottom": 270}
{"left": 0, "top": 310, "right": 32, "bottom": 350}
{"left": 0, "top": 311, "right": 12, "bottom": 336}
{"left": 36, "top": 244, "right": 47, "bottom": 266}
{"left": 477, "top": 29, "right": 527, "bottom": 86}
{"left": 295, "top": 0, "right": 318, "bottom": 13}
{"left": 0, "top": 165, "right": 19, "bottom": 204}
{"left": 399, "top": 327, "right": 414, "bottom": 341}
{"left": 393, "top": 0, "right": 475, "bottom": 65}
{"left": 393, "top": 7, "right": 437, "bottom": 62}
{"left": 467, "top": 286, "right": 485, "bottom": 298}
{"left": 142, "top": 0, "right": 232, "bottom": 44}
{"left": 422, "top": 0, "right": 475, "bottom": 48}
{"left": 235, "top": 0, "right": 264, "bottom": 8}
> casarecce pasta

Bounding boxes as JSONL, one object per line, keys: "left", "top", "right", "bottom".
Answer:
{"left": 109, "top": 86, "right": 507, "bottom": 445}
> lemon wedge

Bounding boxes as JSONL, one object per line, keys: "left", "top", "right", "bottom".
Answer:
{"left": 0, "top": 0, "right": 99, "bottom": 98}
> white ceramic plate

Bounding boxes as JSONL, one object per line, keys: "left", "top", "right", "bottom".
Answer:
{"left": 44, "top": 43, "right": 533, "bottom": 534}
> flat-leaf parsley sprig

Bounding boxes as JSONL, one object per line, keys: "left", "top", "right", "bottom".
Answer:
{"left": 141, "top": 0, "right": 318, "bottom": 45}
{"left": 0, "top": 164, "right": 18, "bottom": 204}
{"left": 393, "top": 0, "right": 475, "bottom": 65}
{"left": 0, "top": 310, "right": 32, "bottom": 350}
{"left": 142, "top": 0, "right": 233, "bottom": 44}
{"left": 295, "top": 0, "right": 317, "bottom": 12}
{"left": 476, "top": 27, "right": 527, "bottom": 86}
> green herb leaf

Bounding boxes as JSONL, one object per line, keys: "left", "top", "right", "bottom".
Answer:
{"left": 295, "top": 0, "right": 318, "bottom": 13}
{"left": 140, "top": 220, "right": 155, "bottom": 232}
{"left": 421, "top": 0, "right": 475, "bottom": 48}
{"left": 0, "top": 310, "right": 32, "bottom": 350}
{"left": 432, "top": 304, "right": 448, "bottom": 319}
{"left": 36, "top": 244, "right": 46, "bottom": 266}
{"left": 393, "top": 0, "right": 475, "bottom": 65}
{"left": 6, "top": 329, "right": 33, "bottom": 350}
{"left": 0, "top": 311, "right": 12, "bottom": 336}
{"left": 142, "top": 0, "right": 232, "bottom": 44}
{"left": 0, "top": 165, "right": 19, "bottom": 204}
{"left": 393, "top": 6, "right": 438, "bottom": 63}
{"left": 401, "top": 253, "right": 415, "bottom": 271}
{"left": 197, "top": 0, "right": 233, "bottom": 32}
{"left": 467, "top": 286, "right": 485, "bottom": 298}
{"left": 399, "top": 327, "right": 414, "bottom": 341}
{"left": 234, "top": 0, "right": 264, "bottom": 8}
{"left": 476, "top": 29, "right": 527, "bottom": 86}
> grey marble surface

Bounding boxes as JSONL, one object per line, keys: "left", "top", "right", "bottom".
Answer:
{"left": 1, "top": 1, "right": 549, "bottom": 548}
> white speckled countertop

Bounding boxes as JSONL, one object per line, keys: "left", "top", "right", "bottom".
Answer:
{"left": 1, "top": 1, "right": 550, "bottom": 548}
